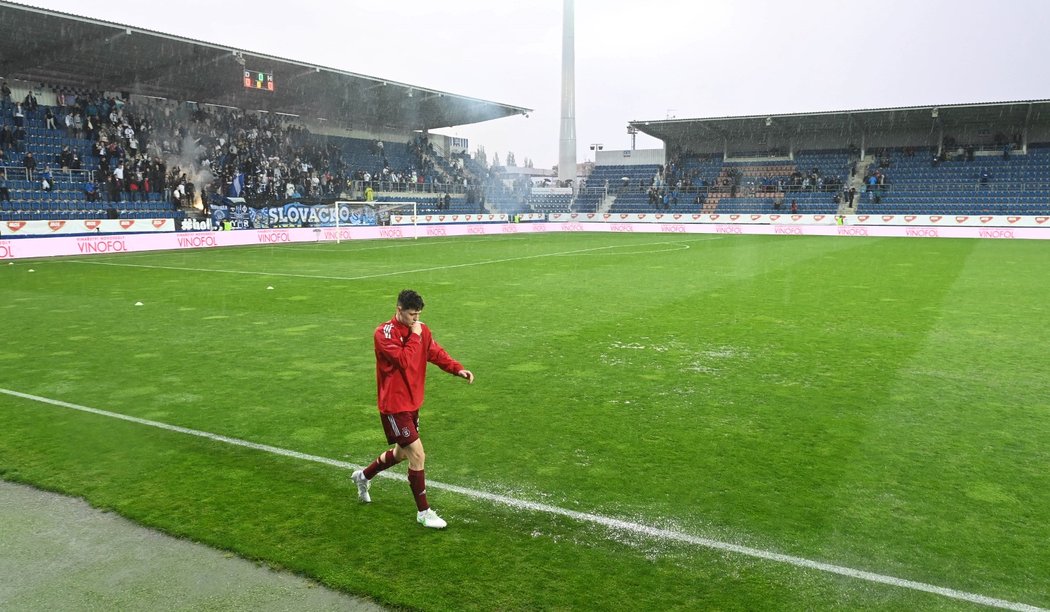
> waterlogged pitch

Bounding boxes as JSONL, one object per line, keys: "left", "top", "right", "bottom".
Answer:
{"left": 2, "top": 232, "right": 1048, "bottom": 610}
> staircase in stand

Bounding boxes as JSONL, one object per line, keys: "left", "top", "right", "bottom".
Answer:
{"left": 840, "top": 155, "right": 873, "bottom": 214}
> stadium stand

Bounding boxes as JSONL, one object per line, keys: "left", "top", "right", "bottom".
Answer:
{"left": 625, "top": 101, "right": 1050, "bottom": 217}
{"left": 854, "top": 144, "right": 1050, "bottom": 215}
{"left": 582, "top": 139, "right": 1050, "bottom": 217}
{"left": 0, "top": 3, "right": 530, "bottom": 227}
{"left": 592, "top": 154, "right": 846, "bottom": 215}
{"left": 0, "top": 83, "right": 491, "bottom": 223}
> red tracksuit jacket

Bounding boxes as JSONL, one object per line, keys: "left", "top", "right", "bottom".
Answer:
{"left": 374, "top": 317, "right": 463, "bottom": 414}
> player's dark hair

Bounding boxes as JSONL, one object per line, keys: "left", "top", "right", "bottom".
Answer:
{"left": 397, "top": 289, "right": 425, "bottom": 311}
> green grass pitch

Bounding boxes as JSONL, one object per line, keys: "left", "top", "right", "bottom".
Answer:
{"left": 2, "top": 232, "right": 1048, "bottom": 610}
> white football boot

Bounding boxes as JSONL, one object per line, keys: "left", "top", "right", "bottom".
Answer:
{"left": 351, "top": 470, "right": 371, "bottom": 503}
{"left": 416, "top": 508, "right": 447, "bottom": 529}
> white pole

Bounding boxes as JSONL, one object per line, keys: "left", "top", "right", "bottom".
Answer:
{"left": 558, "top": 0, "right": 577, "bottom": 185}
{"left": 334, "top": 202, "right": 340, "bottom": 244}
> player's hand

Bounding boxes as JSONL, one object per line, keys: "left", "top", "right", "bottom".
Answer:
{"left": 411, "top": 321, "right": 422, "bottom": 335}
{"left": 459, "top": 370, "right": 475, "bottom": 384}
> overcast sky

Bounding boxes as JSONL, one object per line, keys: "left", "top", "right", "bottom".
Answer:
{"left": 17, "top": 0, "right": 1050, "bottom": 168}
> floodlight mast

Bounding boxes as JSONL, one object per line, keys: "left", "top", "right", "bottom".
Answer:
{"left": 557, "top": 0, "right": 577, "bottom": 185}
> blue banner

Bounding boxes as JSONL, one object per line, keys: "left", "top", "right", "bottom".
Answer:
{"left": 210, "top": 202, "right": 377, "bottom": 230}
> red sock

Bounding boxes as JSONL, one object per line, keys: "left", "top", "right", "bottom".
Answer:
{"left": 363, "top": 450, "right": 397, "bottom": 480}
{"left": 408, "top": 468, "right": 429, "bottom": 512}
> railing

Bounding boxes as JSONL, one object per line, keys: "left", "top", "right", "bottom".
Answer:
{"left": 724, "top": 150, "right": 790, "bottom": 160}
{"left": 863, "top": 181, "right": 1050, "bottom": 194}
{"left": 350, "top": 179, "right": 468, "bottom": 196}
{"left": 577, "top": 180, "right": 1050, "bottom": 200}
{"left": 937, "top": 143, "right": 1020, "bottom": 155}
{"left": 1, "top": 165, "right": 95, "bottom": 182}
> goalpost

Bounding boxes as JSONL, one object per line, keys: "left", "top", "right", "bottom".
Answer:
{"left": 329, "top": 201, "right": 418, "bottom": 243}
{"left": 374, "top": 201, "right": 419, "bottom": 235}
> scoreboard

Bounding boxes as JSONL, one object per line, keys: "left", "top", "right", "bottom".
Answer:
{"left": 244, "top": 70, "right": 275, "bottom": 92}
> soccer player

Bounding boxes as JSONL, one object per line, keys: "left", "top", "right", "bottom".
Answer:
{"left": 352, "top": 289, "right": 474, "bottom": 528}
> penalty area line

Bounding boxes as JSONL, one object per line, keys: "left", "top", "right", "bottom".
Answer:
{"left": 0, "top": 387, "right": 1043, "bottom": 612}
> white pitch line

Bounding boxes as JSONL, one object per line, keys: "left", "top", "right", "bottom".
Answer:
{"left": 279, "top": 235, "right": 532, "bottom": 252}
{"left": 1, "top": 387, "right": 1043, "bottom": 612}
{"left": 63, "top": 240, "right": 703, "bottom": 282}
